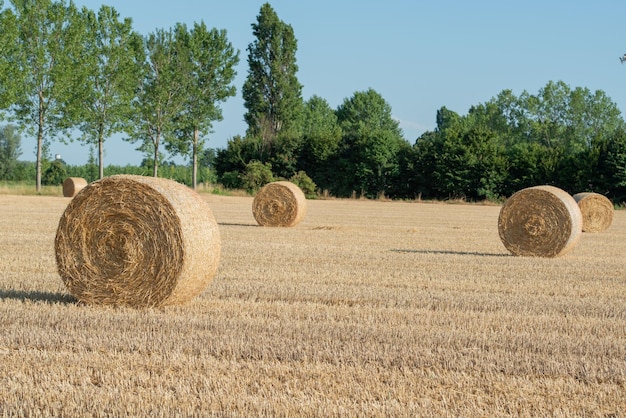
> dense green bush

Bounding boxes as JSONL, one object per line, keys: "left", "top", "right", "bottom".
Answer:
{"left": 42, "top": 160, "right": 67, "bottom": 185}
{"left": 240, "top": 160, "right": 274, "bottom": 193}
{"left": 289, "top": 171, "right": 317, "bottom": 199}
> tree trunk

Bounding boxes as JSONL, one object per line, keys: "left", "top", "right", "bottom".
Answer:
{"left": 153, "top": 136, "right": 159, "bottom": 177}
{"left": 98, "top": 138, "right": 105, "bottom": 179}
{"left": 36, "top": 131, "right": 42, "bottom": 192}
{"left": 98, "top": 124, "right": 105, "bottom": 179}
{"left": 36, "top": 94, "right": 44, "bottom": 192}
{"left": 192, "top": 129, "right": 199, "bottom": 190}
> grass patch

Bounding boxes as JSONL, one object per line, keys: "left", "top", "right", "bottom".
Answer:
{"left": 0, "top": 181, "right": 62, "bottom": 196}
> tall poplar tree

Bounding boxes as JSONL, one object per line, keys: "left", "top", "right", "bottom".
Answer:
{"left": 242, "top": 2, "right": 303, "bottom": 153}
{"left": 2, "top": 0, "right": 87, "bottom": 191}
{"left": 167, "top": 22, "right": 239, "bottom": 190}
{"left": 0, "top": 1, "right": 19, "bottom": 111}
{"left": 73, "top": 5, "right": 145, "bottom": 179}
{"left": 127, "top": 26, "right": 186, "bottom": 177}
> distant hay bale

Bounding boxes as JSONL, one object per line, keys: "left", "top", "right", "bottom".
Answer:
{"left": 55, "top": 175, "right": 221, "bottom": 308}
{"left": 573, "top": 192, "right": 614, "bottom": 232}
{"left": 498, "top": 185, "right": 582, "bottom": 257}
{"left": 252, "top": 181, "right": 307, "bottom": 227}
{"left": 62, "top": 177, "right": 88, "bottom": 197}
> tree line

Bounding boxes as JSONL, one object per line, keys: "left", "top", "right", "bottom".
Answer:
{"left": 213, "top": 4, "right": 626, "bottom": 202}
{"left": 2, "top": 1, "right": 626, "bottom": 202}
{"left": 0, "top": 0, "right": 239, "bottom": 191}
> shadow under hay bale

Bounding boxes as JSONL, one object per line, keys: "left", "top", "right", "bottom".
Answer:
{"left": 498, "top": 185, "right": 582, "bottom": 257}
{"left": 55, "top": 175, "right": 221, "bottom": 308}
{"left": 572, "top": 192, "right": 614, "bottom": 233}
{"left": 62, "top": 177, "right": 88, "bottom": 197}
{"left": 252, "top": 181, "right": 307, "bottom": 227}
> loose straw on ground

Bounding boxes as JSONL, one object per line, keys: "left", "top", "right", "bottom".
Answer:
{"left": 572, "top": 192, "right": 614, "bottom": 233}
{"left": 62, "top": 177, "right": 88, "bottom": 197}
{"left": 498, "top": 185, "right": 582, "bottom": 257}
{"left": 252, "top": 181, "right": 307, "bottom": 227}
{"left": 55, "top": 175, "right": 221, "bottom": 307}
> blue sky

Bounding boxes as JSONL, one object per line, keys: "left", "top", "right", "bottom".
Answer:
{"left": 38, "top": 0, "right": 626, "bottom": 165}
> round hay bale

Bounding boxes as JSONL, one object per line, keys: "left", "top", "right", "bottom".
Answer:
{"left": 498, "top": 185, "right": 582, "bottom": 257}
{"left": 572, "top": 192, "right": 614, "bottom": 233}
{"left": 252, "top": 181, "right": 307, "bottom": 227}
{"left": 55, "top": 175, "right": 221, "bottom": 307}
{"left": 62, "top": 177, "right": 88, "bottom": 197}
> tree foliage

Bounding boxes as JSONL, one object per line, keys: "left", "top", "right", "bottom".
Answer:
{"left": 2, "top": 0, "right": 87, "bottom": 191}
{"left": 166, "top": 22, "right": 239, "bottom": 189}
{"left": 413, "top": 81, "right": 626, "bottom": 201}
{"left": 73, "top": 5, "right": 145, "bottom": 179}
{"left": 0, "top": 124, "right": 22, "bottom": 180}
{"left": 334, "top": 88, "right": 407, "bottom": 198}
{"left": 297, "top": 95, "right": 342, "bottom": 190}
{"left": 126, "top": 26, "right": 188, "bottom": 177}
{"left": 242, "top": 3, "right": 303, "bottom": 148}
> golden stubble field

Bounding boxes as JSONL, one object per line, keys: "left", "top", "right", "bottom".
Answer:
{"left": 0, "top": 193, "right": 624, "bottom": 417}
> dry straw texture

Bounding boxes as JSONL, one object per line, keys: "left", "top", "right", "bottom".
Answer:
{"left": 573, "top": 192, "right": 614, "bottom": 233}
{"left": 54, "top": 175, "right": 221, "bottom": 307}
{"left": 252, "top": 181, "right": 307, "bottom": 227}
{"left": 62, "top": 177, "right": 88, "bottom": 198}
{"left": 498, "top": 185, "right": 582, "bottom": 257}
{"left": 2, "top": 195, "right": 625, "bottom": 415}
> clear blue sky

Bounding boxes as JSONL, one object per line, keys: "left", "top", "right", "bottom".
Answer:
{"left": 40, "top": 0, "right": 626, "bottom": 166}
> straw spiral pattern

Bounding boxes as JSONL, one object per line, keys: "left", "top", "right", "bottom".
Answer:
{"left": 572, "top": 192, "right": 614, "bottom": 233}
{"left": 55, "top": 175, "right": 220, "bottom": 307}
{"left": 252, "top": 181, "right": 307, "bottom": 227}
{"left": 498, "top": 185, "right": 582, "bottom": 257}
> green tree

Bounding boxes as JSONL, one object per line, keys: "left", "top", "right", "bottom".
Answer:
{"left": 2, "top": 0, "right": 87, "bottom": 191}
{"left": 289, "top": 170, "right": 317, "bottom": 199}
{"left": 73, "top": 5, "right": 145, "bottom": 179}
{"left": 297, "top": 95, "right": 342, "bottom": 190}
{"left": 127, "top": 26, "right": 187, "bottom": 177}
{"left": 493, "top": 81, "right": 625, "bottom": 195}
{"left": 415, "top": 106, "right": 509, "bottom": 200}
{"left": 41, "top": 157, "right": 66, "bottom": 185}
{"left": 214, "top": 135, "right": 258, "bottom": 179}
{"left": 241, "top": 160, "right": 273, "bottom": 193}
{"left": 0, "top": 124, "right": 22, "bottom": 180}
{"left": 335, "top": 88, "right": 407, "bottom": 198}
{"left": 242, "top": 3, "right": 303, "bottom": 152}
{"left": 0, "top": 1, "right": 20, "bottom": 111}
{"left": 597, "top": 127, "right": 626, "bottom": 201}
{"left": 166, "top": 22, "right": 239, "bottom": 190}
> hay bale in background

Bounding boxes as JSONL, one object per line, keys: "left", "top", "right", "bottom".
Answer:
{"left": 498, "top": 185, "right": 582, "bottom": 257}
{"left": 252, "top": 181, "right": 307, "bottom": 227}
{"left": 55, "top": 175, "right": 221, "bottom": 307}
{"left": 62, "top": 177, "right": 88, "bottom": 197}
{"left": 572, "top": 192, "right": 614, "bottom": 233}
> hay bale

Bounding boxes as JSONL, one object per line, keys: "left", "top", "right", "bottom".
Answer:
{"left": 498, "top": 185, "right": 582, "bottom": 257}
{"left": 62, "top": 177, "right": 88, "bottom": 197}
{"left": 252, "top": 181, "right": 307, "bottom": 227}
{"left": 55, "top": 175, "right": 221, "bottom": 307}
{"left": 572, "top": 192, "right": 614, "bottom": 233}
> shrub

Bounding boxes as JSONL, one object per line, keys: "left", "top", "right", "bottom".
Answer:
{"left": 289, "top": 171, "right": 317, "bottom": 199}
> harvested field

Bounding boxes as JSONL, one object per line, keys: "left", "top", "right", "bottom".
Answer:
{"left": 0, "top": 194, "right": 624, "bottom": 416}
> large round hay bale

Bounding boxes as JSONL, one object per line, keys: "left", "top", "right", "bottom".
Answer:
{"left": 55, "top": 175, "right": 221, "bottom": 307}
{"left": 498, "top": 185, "right": 582, "bottom": 257}
{"left": 62, "top": 177, "right": 88, "bottom": 197}
{"left": 252, "top": 181, "right": 307, "bottom": 227}
{"left": 572, "top": 192, "right": 614, "bottom": 233}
